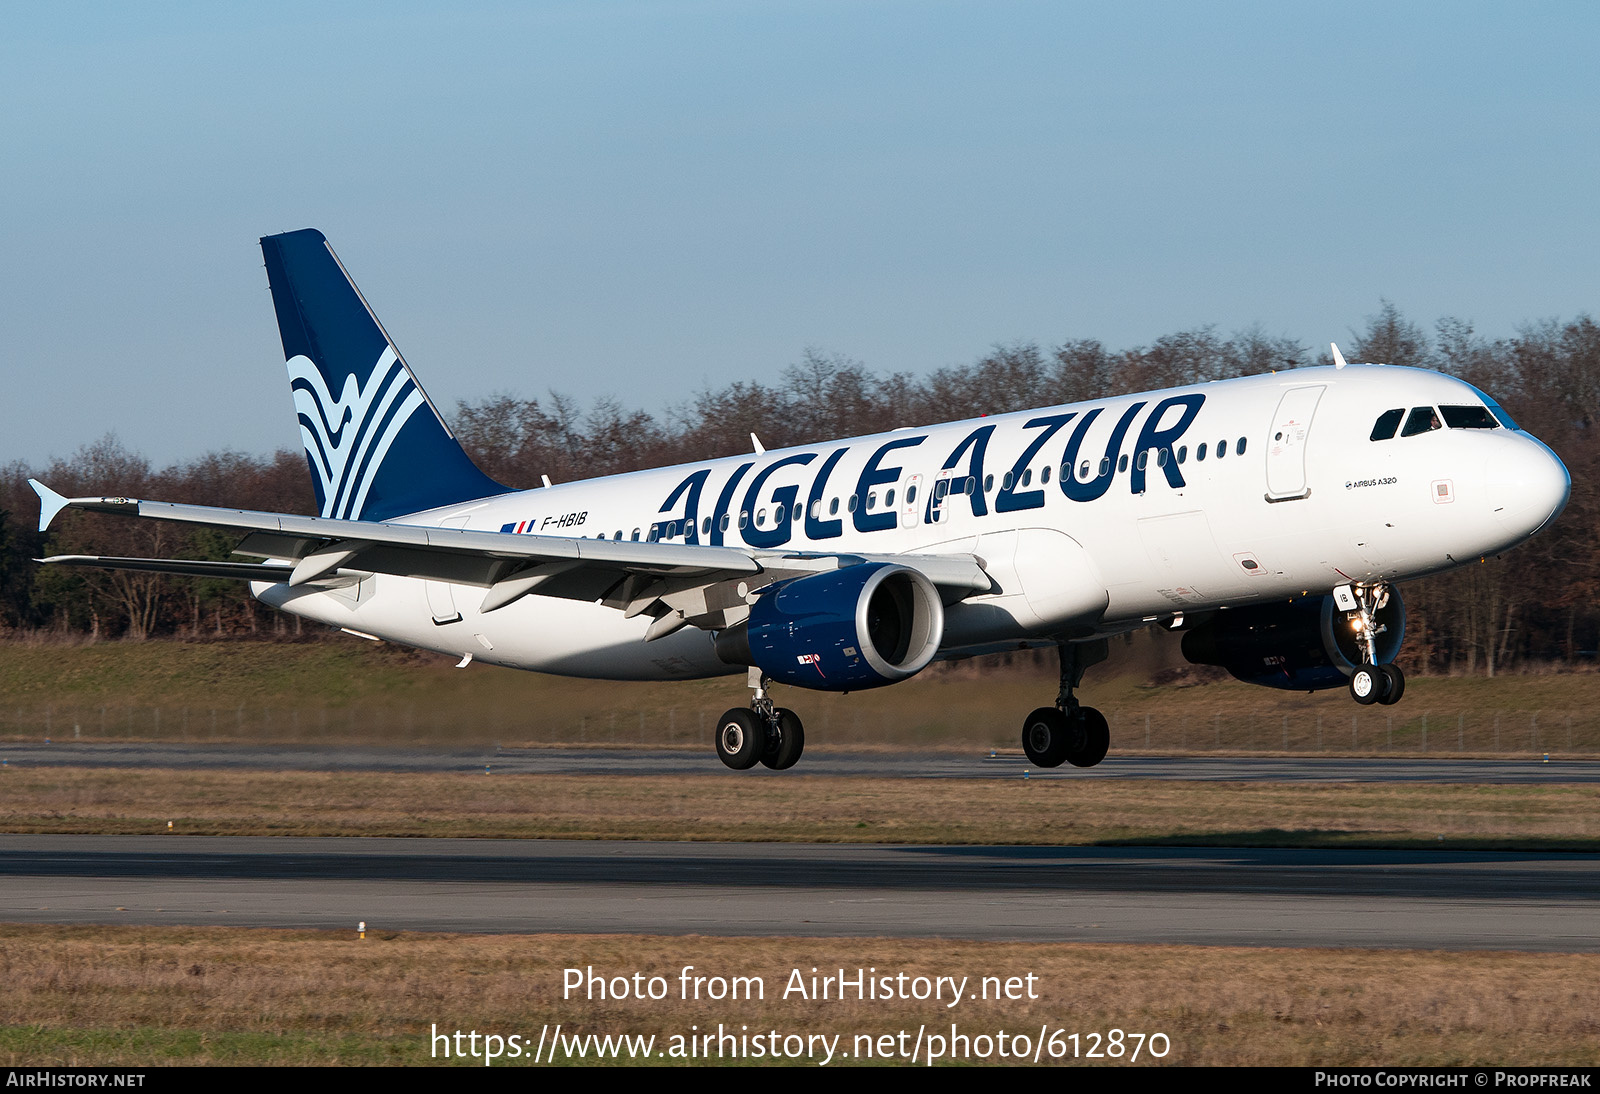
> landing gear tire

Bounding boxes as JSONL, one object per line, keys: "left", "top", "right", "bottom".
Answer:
{"left": 1021, "top": 707, "right": 1072, "bottom": 768}
{"left": 1377, "top": 663, "right": 1406, "bottom": 706}
{"left": 760, "top": 708, "right": 805, "bottom": 770}
{"left": 1068, "top": 707, "right": 1110, "bottom": 768}
{"left": 1349, "top": 663, "right": 1384, "bottom": 706}
{"left": 715, "top": 708, "right": 763, "bottom": 770}
{"left": 1021, "top": 706, "right": 1110, "bottom": 768}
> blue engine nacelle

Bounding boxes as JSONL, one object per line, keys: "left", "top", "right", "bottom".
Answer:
{"left": 715, "top": 563, "right": 945, "bottom": 691}
{"left": 1179, "top": 592, "right": 1406, "bottom": 691}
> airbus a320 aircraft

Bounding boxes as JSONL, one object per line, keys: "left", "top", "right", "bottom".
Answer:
{"left": 32, "top": 230, "right": 1570, "bottom": 771}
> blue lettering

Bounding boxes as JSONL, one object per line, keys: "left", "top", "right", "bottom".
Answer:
{"left": 708, "top": 462, "right": 753, "bottom": 546}
{"left": 1060, "top": 402, "right": 1146, "bottom": 502}
{"left": 853, "top": 437, "right": 924, "bottom": 533}
{"left": 1129, "top": 394, "right": 1204, "bottom": 494}
{"left": 995, "top": 414, "right": 1075, "bottom": 513}
{"left": 741, "top": 453, "right": 818, "bottom": 548}
{"left": 804, "top": 448, "right": 850, "bottom": 541}
{"left": 927, "top": 424, "right": 995, "bottom": 521}
{"left": 652, "top": 468, "right": 710, "bottom": 543}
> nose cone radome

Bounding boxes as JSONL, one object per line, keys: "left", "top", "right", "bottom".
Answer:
{"left": 1489, "top": 438, "right": 1571, "bottom": 538}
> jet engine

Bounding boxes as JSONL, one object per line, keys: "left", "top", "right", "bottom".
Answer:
{"left": 1180, "top": 592, "right": 1405, "bottom": 691}
{"left": 715, "top": 562, "right": 944, "bottom": 690}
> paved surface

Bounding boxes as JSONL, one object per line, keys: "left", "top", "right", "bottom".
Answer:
{"left": 3, "top": 835, "right": 1596, "bottom": 949}
{"left": 1, "top": 742, "right": 1594, "bottom": 781}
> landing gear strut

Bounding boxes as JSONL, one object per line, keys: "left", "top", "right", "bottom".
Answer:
{"left": 1021, "top": 640, "right": 1110, "bottom": 768}
{"left": 716, "top": 669, "right": 805, "bottom": 771}
{"left": 1341, "top": 582, "right": 1405, "bottom": 707}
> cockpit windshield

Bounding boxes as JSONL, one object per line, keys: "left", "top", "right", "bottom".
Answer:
{"left": 1372, "top": 401, "right": 1508, "bottom": 441}
{"left": 1440, "top": 405, "right": 1500, "bottom": 430}
{"left": 1401, "top": 407, "right": 1442, "bottom": 437}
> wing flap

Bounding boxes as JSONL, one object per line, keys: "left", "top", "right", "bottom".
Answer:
{"left": 37, "top": 555, "right": 301, "bottom": 583}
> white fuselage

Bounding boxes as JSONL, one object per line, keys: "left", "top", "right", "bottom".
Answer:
{"left": 257, "top": 364, "right": 1569, "bottom": 681}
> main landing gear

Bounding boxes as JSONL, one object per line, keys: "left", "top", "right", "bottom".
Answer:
{"left": 1021, "top": 640, "right": 1111, "bottom": 769}
{"left": 1341, "top": 582, "right": 1405, "bottom": 707}
{"left": 715, "top": 669, "right": 805, "bottom": 771}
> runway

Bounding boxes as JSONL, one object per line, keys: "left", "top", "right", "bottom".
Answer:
{"left": 3, "top": 742, "right": 1595, "bottom": 782}
{"left": 4, "top": 835, "right": 1596, "bottom": 950}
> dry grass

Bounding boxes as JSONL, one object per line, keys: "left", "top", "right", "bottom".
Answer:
{"left": 3, "top": 639, "right": 1600, "bottom": 753}
{"left": 2, "top": 767, "right": 1598, "bottom": 847}
{"left": 1, "top": 925, "right": 1596, "bottom": 1066}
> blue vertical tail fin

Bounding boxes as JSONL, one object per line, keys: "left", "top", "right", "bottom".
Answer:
{"left": 260, "top": 228, "right": 507, "bottom": 522}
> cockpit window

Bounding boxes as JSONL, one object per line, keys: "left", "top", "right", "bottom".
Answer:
{"left": 1440, "top": 405, "right": 1500, "bottom": 430}
{"left": 1370, "top": 409, "right": 1404, "bottom": 441}
{"left": 1400, "top": 406, "right": 1442, "bottom": 437}
{"left": 1485, "top": 399, "right": 1519, "bottom": 430}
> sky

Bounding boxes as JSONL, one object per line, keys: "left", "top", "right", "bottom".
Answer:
{"left": 3, "top": 1, "right": 1596, "bottom": 467}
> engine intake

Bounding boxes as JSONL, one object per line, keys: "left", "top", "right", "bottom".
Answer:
{"left": 1180, "top": 592, "right": 1405, "bottom": 691}
{"left": 715, "top": 563, "right": 944, "bottom": 690}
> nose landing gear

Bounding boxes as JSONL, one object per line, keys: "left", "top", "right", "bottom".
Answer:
{"left": 1340, "top": 582, "right": 1405, "bottom": 707}
{"left": 1021, "top": 640, "right": 1111, "bottom": 768}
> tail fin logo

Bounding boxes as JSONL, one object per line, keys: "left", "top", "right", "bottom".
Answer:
{"left": 289, "top": 347, "right": 425, "bottom": 520}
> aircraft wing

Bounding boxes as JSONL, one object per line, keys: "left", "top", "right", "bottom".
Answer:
{"left": 31, "top": 480, "right": 992, "bottom": 636}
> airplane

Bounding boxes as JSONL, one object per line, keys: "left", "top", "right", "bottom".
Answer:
{"left": 30, "top": 229, "right": 1571, "bottom": 771}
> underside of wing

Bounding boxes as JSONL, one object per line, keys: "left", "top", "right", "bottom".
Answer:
{"left": 30, "top": 480, "right": 993, "bottom": 638}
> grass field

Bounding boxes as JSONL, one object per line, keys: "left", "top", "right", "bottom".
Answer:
{"left": 2, "top": 637, "right": 1598, "bottom": 754}
{"left": 2, "top": 768, "right": 1599, "bottom": 849}
{"left": 3, "top": 925, "right": 1597, "bottom": 1066}
{"left": 5, "top": 640, "right": 1598, "bottom": 1068}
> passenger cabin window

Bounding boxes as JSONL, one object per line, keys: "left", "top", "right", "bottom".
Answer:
{"left": 1218, "top": 440, "right": 1228, "bottom": 458}
{"left": 1197, "top": 442, "right": 1207, "bottom": 461}
{"left": 1441, "top": 405, "right": 1500, "bottom": 430}
{"left": 1401, "top": 406, "right": 1442, "bottom": 437}
{"left": 1117, "top": 454, "right": 1129, "bottom": 472}
{"left": 1237, "top": 436, "right": 1247, "bottom": 455}
{"left": 1370, "top": 409, "right": 1404, "bottom": 440}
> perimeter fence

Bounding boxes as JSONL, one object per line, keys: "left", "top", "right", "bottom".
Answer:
{"left": 1, "top": 700, "right": 1595, "bottom": 755}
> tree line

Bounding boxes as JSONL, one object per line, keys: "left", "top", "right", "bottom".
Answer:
{"left": 2, "top": 304, "right": 1595, "bottom": 674}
